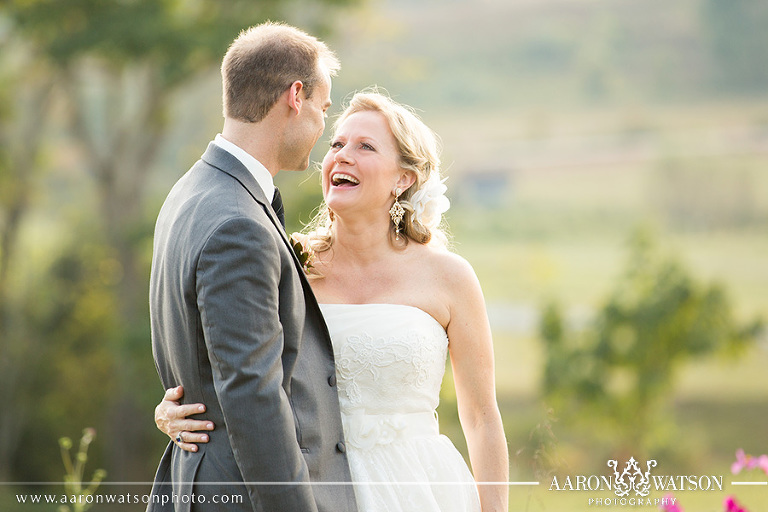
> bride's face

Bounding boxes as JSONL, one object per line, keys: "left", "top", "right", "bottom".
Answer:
{"left": 321, "top": 110, "right": 404, "bottom": 218}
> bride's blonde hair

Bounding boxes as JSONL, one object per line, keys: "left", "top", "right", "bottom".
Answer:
{"left": 305, "top": 88, "right": 448, "bottom": 254}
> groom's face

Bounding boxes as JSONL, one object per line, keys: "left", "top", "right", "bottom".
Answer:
{"left": 285, "top": 67, "right": 332, "bottom": 172}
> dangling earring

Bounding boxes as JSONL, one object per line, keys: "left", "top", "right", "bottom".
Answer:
{"left": 389, "top": 187, "right": 405, "bottom": 240}
{"left": 327, "top": 206, "right": 335, "bottom": 222}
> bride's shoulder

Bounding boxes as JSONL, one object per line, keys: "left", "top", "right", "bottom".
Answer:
{"left": 407, "top": 244, "right": 485, "bottom": 325}
{"left": 413, "top": 244, "right": 479, "bottom": 288}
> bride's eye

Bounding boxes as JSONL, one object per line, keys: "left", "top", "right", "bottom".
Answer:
{"left": 361, "top": 143, "right": 375, "bottom": 151}
{"left": 331, "top": 141, "right": 344, "bottom": 149}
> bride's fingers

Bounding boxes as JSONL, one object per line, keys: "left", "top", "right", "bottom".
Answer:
{"left": 174, "top": 430, "right": 209, "bottom": 453}
{"left": 172, "top": 403, "right": 207, "bottom": 419}
{"left": 163, "top": 385, "right": 184, "bottom": 402}
{"left": 179, "top": 431, "right": 210, "bottom": 444}
{"left": 176, "top": 419, "right": 214, "bottom": 433}
{"left": 177, "top": 441, "right": 198, "bottom": 453}
{"left": 156, "top": 400, "right": 211, "bottom": 437}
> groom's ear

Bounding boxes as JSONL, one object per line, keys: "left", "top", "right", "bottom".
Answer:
{"left": 396, "top": 170, "right": 417, "bottom": 192}
{"left": 286, "top": 81, "right": 304, "bottom": 115}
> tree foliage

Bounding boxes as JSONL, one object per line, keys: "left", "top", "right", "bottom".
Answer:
{"left": 0, "top": 26, "right": 59, "bottom": 483}
{"left": 541, "top": 229, "right": 763, "bottom": 459}
{"left": 6, "top": 0, "right": 332, "bottom": 86}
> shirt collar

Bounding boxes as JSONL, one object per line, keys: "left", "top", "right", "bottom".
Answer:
{"left": 213, "top": 134, "right": 275, "bottom": 202}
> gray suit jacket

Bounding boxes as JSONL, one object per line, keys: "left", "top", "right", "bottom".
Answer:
{"left": 147, "top": 143, "right": 357, "bottom": 512}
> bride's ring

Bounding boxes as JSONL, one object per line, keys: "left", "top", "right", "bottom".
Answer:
{"left": 176, "top": 432, "right": 183, "bottom": 444}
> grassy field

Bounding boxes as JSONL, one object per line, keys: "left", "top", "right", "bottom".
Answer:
{"left": 454, "top": 228, "right": 768, "bottom": 319}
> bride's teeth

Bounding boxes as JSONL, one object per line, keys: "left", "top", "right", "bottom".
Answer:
{"left": 332, "top": 173, "right": 359, "bottom": 185}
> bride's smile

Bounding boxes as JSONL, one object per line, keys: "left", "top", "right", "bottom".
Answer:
{"left": 330, "top": 172, "right": 360, "bottom": 187}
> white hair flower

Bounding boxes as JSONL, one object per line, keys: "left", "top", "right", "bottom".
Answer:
{"left": 410, "top": 174, "right": 450, "bottom": 230}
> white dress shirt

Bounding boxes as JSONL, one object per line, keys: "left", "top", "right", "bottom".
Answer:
{"left": 212, "top": 134, "right": 275, "bottom": 202}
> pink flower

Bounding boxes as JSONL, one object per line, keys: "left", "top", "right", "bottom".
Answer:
{"left": 756, "top": 454, "right": 768, "bottom": 475}
{"left": 732, "top": 449, "right": 768, "bottom": 475}
{"left": 724, "top": 495, "right": 749, "bottom": 512}
{"left": 660, "top": 493, "right": 683, "bottom": 512}
{"left": 732, "top": 449, "right": 757, "bottom": 474}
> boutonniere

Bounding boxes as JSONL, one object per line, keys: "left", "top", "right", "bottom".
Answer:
{"left": 290, "top": 233, "right": 314, "bottom": 274}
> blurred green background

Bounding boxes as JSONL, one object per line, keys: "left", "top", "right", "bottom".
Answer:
{"left": 1, "top": 0, "right": 767, "bottom": 510}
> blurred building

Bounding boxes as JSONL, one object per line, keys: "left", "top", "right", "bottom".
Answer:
{"left": 455, "top": 168, "right": 514, "bottom": 208}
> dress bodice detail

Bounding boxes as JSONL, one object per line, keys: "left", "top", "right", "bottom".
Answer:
{"left": 317, "top": 303, "right": 481, "bottom": 512}
{"left": 319, "top": 303, "right": 448, "bottom": 418}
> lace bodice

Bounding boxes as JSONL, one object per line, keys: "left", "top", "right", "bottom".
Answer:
{"left": 316, "top": 303, "right": 481, "bottom": 512}
{"left": 319, "top": 303, "right": 448, "bottom": 417}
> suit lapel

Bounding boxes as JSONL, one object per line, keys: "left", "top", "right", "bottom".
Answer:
{"left": 200, "top": 143, "right": 313, "bottom": 287}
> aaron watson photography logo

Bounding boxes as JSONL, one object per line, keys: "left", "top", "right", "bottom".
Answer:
{"left": 549, "top": 456, "right": 724, "bottom": 507}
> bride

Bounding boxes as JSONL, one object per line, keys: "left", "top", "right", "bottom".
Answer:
{"left": 154, "top": 90, "right": 509, "bottom": 512}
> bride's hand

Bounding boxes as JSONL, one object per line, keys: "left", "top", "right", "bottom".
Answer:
{"left": 155, "top": 386, "right": 214, "bottom": 453}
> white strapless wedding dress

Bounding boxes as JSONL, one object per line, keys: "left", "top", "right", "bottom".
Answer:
{"left": 319, "top": 303, "right": 481, "bottom": 512}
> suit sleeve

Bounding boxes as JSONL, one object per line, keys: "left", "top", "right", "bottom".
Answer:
{"left": 196, "top": 216, "right": 318, "bottom": 512}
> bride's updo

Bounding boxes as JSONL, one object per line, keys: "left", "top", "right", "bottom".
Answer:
{"left": 306, "top": 89, "right": 449, "bottom": 252}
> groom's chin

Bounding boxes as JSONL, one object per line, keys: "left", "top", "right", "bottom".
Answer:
{"left": 285, "top": 160, "right": 311, "bottom": 173}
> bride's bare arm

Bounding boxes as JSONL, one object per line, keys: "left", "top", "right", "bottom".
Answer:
{"left": 443, "top": 255, "right": 509, "bottom": 512}
{"left": 155, "top": 386, "right": 215, "bottom": 453}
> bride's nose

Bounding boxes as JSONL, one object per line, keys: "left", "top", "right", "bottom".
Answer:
{"left": 334, "top": 146, "right": 354, "bottom": 165}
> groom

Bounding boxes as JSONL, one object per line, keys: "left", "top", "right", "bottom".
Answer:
{"left": 148, "top": 23, "right": 357, "bottom": 512}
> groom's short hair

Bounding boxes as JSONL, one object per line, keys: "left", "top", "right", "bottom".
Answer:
{"left": 221, "top": 22, "right": 339, "bottom": 123}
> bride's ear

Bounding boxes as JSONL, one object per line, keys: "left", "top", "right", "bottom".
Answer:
{"left": 396, "top": 171, "right": 417, "bottom": 193}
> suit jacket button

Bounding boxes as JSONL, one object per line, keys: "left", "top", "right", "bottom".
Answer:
{"left": 328, "top": 374, "right": 337, "bottom": 387}
{"left": 336, "top": 442, "right": 346, "bottom": 453}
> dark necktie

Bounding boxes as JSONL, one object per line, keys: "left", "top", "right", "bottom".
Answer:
{"left": 271, "top": 187, "right": 285, "bottom": 228}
